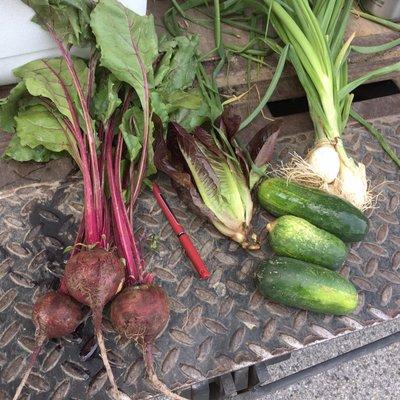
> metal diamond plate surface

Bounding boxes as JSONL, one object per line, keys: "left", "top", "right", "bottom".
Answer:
{"left": 0, "top": 119, "right": 399, "bottom": 399}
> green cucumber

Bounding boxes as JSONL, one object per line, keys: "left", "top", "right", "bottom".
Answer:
{"left": 258, "top": 177, "right": 369, "bottom": 242}
{"left": 257, "top": 256, "right": 358, "bottom": 315}
{"left": 267, "top": 215, "right": 348, "bottom": 270}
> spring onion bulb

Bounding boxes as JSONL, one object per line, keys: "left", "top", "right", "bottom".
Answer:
{"left": 335, "top": 158, "right": 369, "bottom": 209}
{"left": 306, "top": 142, "right": 340, "bottom": 184}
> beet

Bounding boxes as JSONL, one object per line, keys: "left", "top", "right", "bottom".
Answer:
{"left": 64, "top": 248, "right": 125, "bottom": 323}
{"left": 13, "top": 292, "right": 82, "bottom": 400}
{"left": 33, "top": 291, "right": 83, "bottom": 339}
{"left": 110, "top": 285, "right": 184, "bottom": 400}
{"left": 110, "top": 285, "right": 169, "bottom": 343}
{"left": 64, "top": 248, "right": 125, "bottom": 400}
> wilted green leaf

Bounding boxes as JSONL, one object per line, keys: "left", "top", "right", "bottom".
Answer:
{"left": 150, "top": 92, "right": 169, "bottom": 127}
{"left": 151, "top": 88, "right": 202, "bottom": 129}
{"left": 170, "top": 101, "right": 212, "bottom": 132}
{"left": 15, "top": 104, "right": 74, "bottom": 155}
{"left": 91, "top": 71, "right": 122, "bottom": 123}
{"left": 14, "top": 57, "right": 89, "bottom": 123}
{"left": 0, "top": 82, "right": 28, "bottom": 133}
{"left": 154, "top": 49, "right": 173, "bottom": 88}
{"left": 120, "top": 106, "right": 143, "bottom": 162}
{"left": 22, "top": 0, "right": 93, "bottom": 46}
{"left": 165, "top": 89, "right": 203, "bottom": 113}
{"left": 152, "top": 35, "right": 203, "bottom": 129}
{"left": 120, "top": 106, "right": 156, "bottom": 176}
{"left": 91, "top": 0, "right": 158, "bottom": 109}
{"left": 3, "top": 135, "right": 61, "bottom": 162}
{"left": 156, "top": 35, "right": 199, "bottom": 93}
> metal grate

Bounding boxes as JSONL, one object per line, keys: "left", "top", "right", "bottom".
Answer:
{"left": 0, "top": 118, "right": 399, "bottom": 399}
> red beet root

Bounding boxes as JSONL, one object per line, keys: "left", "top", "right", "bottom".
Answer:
{"left": 111, "top": 285, "right": 184, "bottom": 400}
{"left": 110, "top": 285, "right": 169, "bottom": 343}
{"left": 33, "top": 291, "right": 83, "bottom": 338}
{"left": 13, "top": 292, "right": 82, "bottom": 400}
{"left": 64, "top": 248, "right": 125, "bottom": 400}
{"left": 64, "top": 248, "right": 125, "bottom": 319}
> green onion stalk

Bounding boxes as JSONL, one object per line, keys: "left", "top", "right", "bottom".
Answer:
{"left": 248, "top": 0, "right": 400, "bottom": 209}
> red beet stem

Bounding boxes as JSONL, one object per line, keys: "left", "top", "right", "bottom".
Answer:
{"left": 40, "top": 59, "right": 98, "bottom": 244}
{"left": 58, "top": 279, "right": 68, "bottom": 295}
{"left": 86, "top": 51, "right": 98, "bottom": 107}
{"left": 115, "top": 133, "right": 148, "bottom": 283}
{"left": 46, "top": 24, "right": 103, "bottom": 240}
{"left": 105, "top": 122, "right": 139, "bottom": 282}
{"left": 107, "top": 124, "right": 152, "bottom": 285}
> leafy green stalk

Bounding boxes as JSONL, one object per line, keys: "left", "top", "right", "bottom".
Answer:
{"left": 46, "top": 27, "right": 104, "bottom": 233}
{"left": 91, "top": 0, "right": 158, "bottom": 211}
{"left": 351, "top": 8, "right": 400, "bottom": 31}
{"left": 239, "top": 44, "right": 288, "bottom": 130}
{"left": 352, "top": 37, "right": 400, "bottom": 54}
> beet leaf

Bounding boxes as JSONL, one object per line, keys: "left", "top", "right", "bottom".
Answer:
{"left": 22, "top": 0, "right": 94, "bottom": 47}
{"left": 91, "top": 71, "right": 122, "bottom": 124}
{"left": 15, "top": 104, "right": 77, "bottom": 158}
{"left": 3, "top": 135, "right": 63, "bottom": 163}
{"left": 0, "top": 82, "right": 28, "bottom": 133}
{"left": 14, "top": 58, "right": 89, "bottom": 123}
{"left": 156, "top": 35, "right": 200, "bottom": 93}
{"left": 90, "top": 0, "right": 158, "bottom": 109}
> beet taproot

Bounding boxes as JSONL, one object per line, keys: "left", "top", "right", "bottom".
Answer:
{"left": 13, "top": 292, "right": 82, "bottom": 400}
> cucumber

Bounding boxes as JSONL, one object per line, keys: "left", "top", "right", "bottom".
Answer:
{"left": 258, "top": 178, "right": 369, "bottom": 242}
{"left": 257, "top": 256, "right": 358, "bottom": 315}
{"left": 267, "top": 215, "right": 348, "bottom": 270}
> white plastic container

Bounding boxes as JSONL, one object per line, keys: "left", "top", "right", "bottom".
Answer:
{"left": 0, "top": 0, "right": 147, "bottom": 85}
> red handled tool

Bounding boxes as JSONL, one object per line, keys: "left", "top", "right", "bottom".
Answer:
{"left": 152, "top": 182, "right": 211, "bottom": 280}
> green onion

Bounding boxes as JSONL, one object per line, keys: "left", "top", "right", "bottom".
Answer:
{"left": 239, "top": 44, "right": 288, "bottom": 130}
{"left": 352, "top": 37, "right": 400, "bottom": 54}
{"left": 351, "top": 8, "right": 400, "bottom": 32}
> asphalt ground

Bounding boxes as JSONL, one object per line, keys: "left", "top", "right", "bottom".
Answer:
{"left": 258, "top": 318, "right": 400, "bottom": 400}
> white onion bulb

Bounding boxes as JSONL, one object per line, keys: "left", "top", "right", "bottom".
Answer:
{"left": 336, "top": 161, "right": 368, "bottom": 209}
{"left": 306, "top": 143, "right": 340, "bottom": 184}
